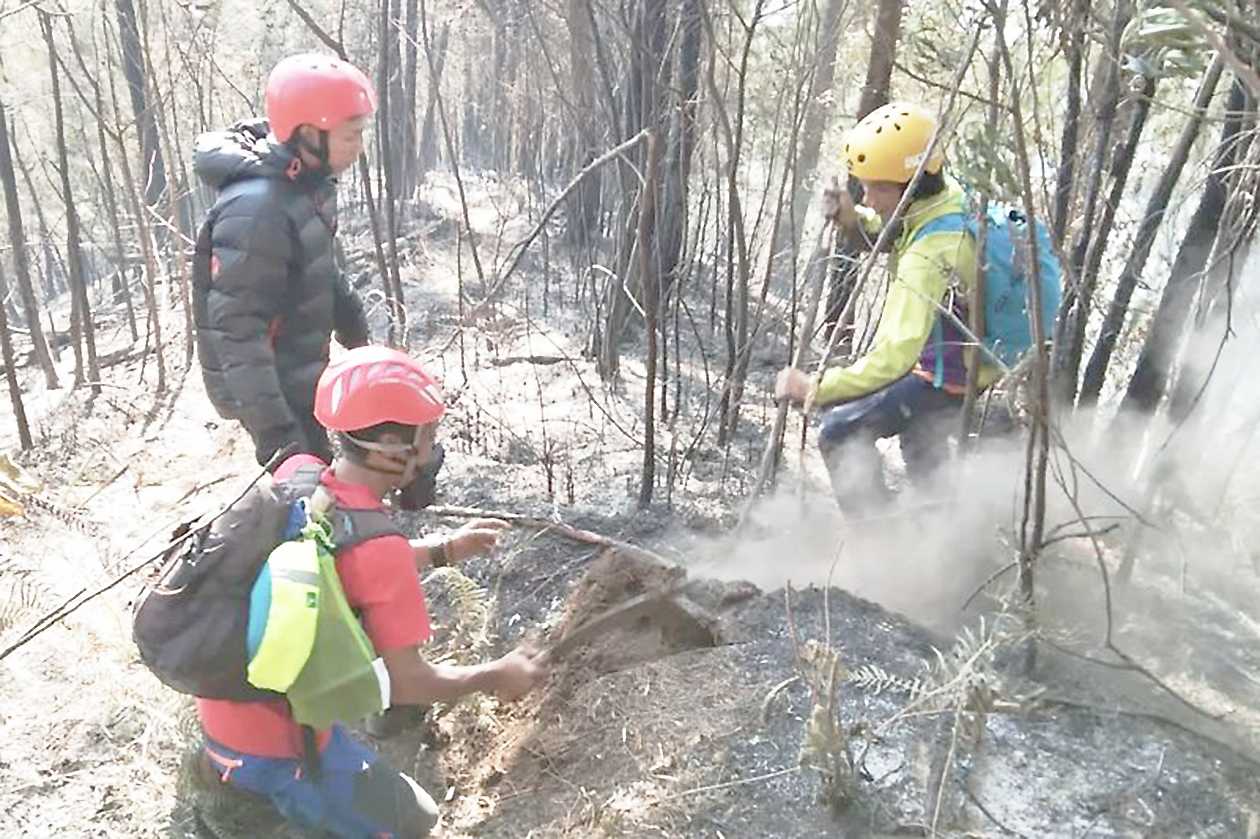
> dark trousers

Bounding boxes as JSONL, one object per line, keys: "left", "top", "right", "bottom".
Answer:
{"left": 244, "top": 410, "right": 333, "bottom": 469}
{"left": 817, "top": 374, "right": 961, "bottom": 511}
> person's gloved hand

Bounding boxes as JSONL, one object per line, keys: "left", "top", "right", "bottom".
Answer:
{"left": 396, "top": 443, "right": 445, "bottom": 511}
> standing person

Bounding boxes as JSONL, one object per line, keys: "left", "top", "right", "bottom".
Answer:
{"left": 193, "top": 53, "right": 375, "bottom": 467}
{"left": 775, "top": 103, "right": 1000, "bottom": 511}
{"left": 195, "top": 346, "right": 545, "bottom": 837}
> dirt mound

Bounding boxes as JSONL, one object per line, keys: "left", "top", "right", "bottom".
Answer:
{"left": 433, "top": 549, "right": 727, "bottom": 835}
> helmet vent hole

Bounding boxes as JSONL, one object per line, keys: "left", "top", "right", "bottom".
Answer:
{"left": 875, "top": 126, "right": 882, "bottom": 134}
{"left": 857, "top": 153, "right": 866, "bottom": 163}
{"left": 894, "top": 123, "right": 902, "bottom": 131}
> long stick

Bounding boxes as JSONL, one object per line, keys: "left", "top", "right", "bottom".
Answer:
{"left": 425, "top": 503, "right": 682, "bottom": 571}
{"left": 749, "top": 225, "right": 832, "bottom": 499}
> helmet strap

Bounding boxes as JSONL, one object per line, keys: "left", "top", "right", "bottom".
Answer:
{"left": 340, "top": 425, "right": 430, "bottom": 482}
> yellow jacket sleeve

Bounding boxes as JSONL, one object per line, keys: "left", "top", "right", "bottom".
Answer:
{"left": 814, "top": 233, "right": 969, "bottom": 406}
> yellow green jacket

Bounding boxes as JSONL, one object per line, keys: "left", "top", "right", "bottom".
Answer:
{"left": 815, "top": 182, "right": 999, "bottom": 406}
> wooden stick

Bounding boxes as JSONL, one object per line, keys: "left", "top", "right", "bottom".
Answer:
{"left": 748, "top": 225, "right": 833, "bottom": 500}
{"left": 424, "top": 503, "right": 682, "bottom": 571}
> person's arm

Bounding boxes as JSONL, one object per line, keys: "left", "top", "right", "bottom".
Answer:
{"left": 813, "top": 241, "right": 955, "bottom": 406}
{"left": 201, "top": 189, "right": 307, "bottom": 458}
{"left": 345, "top": 535, "right": 545, "bottom": 706}
{"left": 409, "top": 518, "right": 510, "bottom": 572}
{"left": 381, "top": 645, "right": 542, "bottom": 704}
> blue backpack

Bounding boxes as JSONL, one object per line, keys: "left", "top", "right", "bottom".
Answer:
{"left": 912, "top": 198, "right": 1062, "bottom": 373}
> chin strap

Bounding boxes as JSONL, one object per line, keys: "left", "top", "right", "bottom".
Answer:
{"left": 343, "top": 425, "right": 429, "bottom": 484}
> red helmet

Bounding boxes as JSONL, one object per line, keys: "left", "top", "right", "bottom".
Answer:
{"left": 265, "top": 53, "right": 377, "bottom": 143}
{"left": 315, "top": 347, "right": 445, "bottom": 432}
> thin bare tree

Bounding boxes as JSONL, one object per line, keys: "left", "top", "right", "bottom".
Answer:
{"left": 0, "top": 96, "right": 59, "bottom": 390}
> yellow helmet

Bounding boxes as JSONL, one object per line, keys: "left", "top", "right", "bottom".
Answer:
{"left": 843, "top": 102, "right": 943, "bottom": 183}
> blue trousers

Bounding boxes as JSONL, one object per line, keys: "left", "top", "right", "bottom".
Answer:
{"left": 817, "top": 374, "right": 961, "bottom": 510}
{"left": 203, "top": 725, "right": 438, "bottom": 838}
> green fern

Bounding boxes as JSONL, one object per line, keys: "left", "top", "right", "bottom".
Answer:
{"left": 427, "top": 566, "right": 494, "bottom": 661}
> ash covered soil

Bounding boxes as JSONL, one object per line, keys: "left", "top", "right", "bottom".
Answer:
{"left": 1, "top": 178, "right": 1258, "bottom": 837}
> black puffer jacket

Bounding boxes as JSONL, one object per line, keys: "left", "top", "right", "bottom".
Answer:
{"left": 192, "top": 119, "right": 369, "bottom": 462}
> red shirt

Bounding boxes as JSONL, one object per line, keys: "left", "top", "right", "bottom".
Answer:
{"left": 197, "top": 455, "right": 430, "bottom": 758}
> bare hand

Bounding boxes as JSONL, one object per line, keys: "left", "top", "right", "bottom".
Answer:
{"left": 821, "top": 176, "right": 859, "bottom": 231}
{"left": 493, "top": 646, "right": 547, "bottom": 702}
{"left": 450, "top": 518, "right": 511, "bottom": 562}
{"left": 775, "top": 368, "right": 814, "bottom": 406}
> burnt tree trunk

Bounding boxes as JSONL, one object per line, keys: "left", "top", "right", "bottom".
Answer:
{"left": 384, "top": 0, "right": 407, "bottom": 193}
{"left": 563, "top": 0, "right": 603, "bottom": 248}
{"left": 1078, "top": 55, "right": 1225, "bottom": 405}
{"left": 114, "top": 0, "right": 168, "bottom": 212}
{"left": 378, "top": 0, "right": 406, "bottom": 345}
{"left": 781, "top": 0, "right": 847, "bottom": 269}
{"left": 1052, "top": 0, "right": 1086, "bottom": 247}
{"left": 94, "top": 108, "right": 139, "bottom": 342}
{"left": 824, "top": 0, "right": 902, "bottom": 339}
{"left": 417, "top": 22, "right": 449, "bottom": 173}
{"left": 11, "top": 137, "right": 63, "bottom": 302}
{"left": 658, "top": 0, "right": 701, "bottom": 295}
{"left": 1053, "top": 0, "right": 1133, "bottom": 403}
{"left": 598, "top": 0, "right": 670, "bottom": 380}
{"left": 715, "top": 0, "right": 764, "bottom": 444}
{"left": 638, "top": 131, "right": 661, "bottom": 507}
{"left": 42, "top": 12, "right": 101, "bottom": 391}
{"left": 654, "top": 0, "right": 702, "bottom": 421}
{"left": 1122, "top": 78, "right": 1250, "bottom": 414}
{"left": 0, "top": 99, "right": 59, "bottom": 390}
{"left": 0, "top": 266, "right": 32, "bottom": 449}
{"left": 1061, "top": 69, "right": 1157, "bottom": 405}
{"left": 402, "top": 0, "right": 420, "bottom": 198}
{"left": 103, "top": 23, "right": 166, "bottom": 392}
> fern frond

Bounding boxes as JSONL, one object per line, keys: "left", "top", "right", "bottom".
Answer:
{"left": 427, "top": 566, "right": 495, "bottom": 660}
{"left": 847, "top": 663, "right": 929, "bottom": 699}
{"left": 24, "top": 494, "right": 100, "bottom": 536}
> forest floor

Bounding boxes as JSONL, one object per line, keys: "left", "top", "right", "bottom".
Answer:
{"left": 1, "top": 175, "right": 1259, "bottom": 837}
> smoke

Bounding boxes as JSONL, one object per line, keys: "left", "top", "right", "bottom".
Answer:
{"left": 691, "top": 240, "right": 1260, "bottom": 641}
{"left": 690, "top": 429, "right": 1035, "bottom": 635}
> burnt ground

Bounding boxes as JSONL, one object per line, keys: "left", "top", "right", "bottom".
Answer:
{"left": 1, "top": 176, "right": 1259, "bottom": 837}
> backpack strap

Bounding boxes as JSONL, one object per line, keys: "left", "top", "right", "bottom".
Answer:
{"left": 910, "top": 212, "right": 967, "bottom": 243}
{"left": 910, "top": 212, "right": 970, "bottom": 388}
{"left": 280, "top": 465, "right": 403, "bottom": 551}
{"left": 326, "top": 507, "right": 402, "bottom": 551}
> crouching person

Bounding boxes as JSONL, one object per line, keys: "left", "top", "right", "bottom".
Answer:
{"left": 140, "top": 346, "right": 544, "bottom": 838}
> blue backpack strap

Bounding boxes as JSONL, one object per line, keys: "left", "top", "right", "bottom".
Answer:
{"left": 910, "top": 212, "right": 968, "bottom": 243}
{"left": 910, "top": 212, "right": 969, "bottom": 387}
